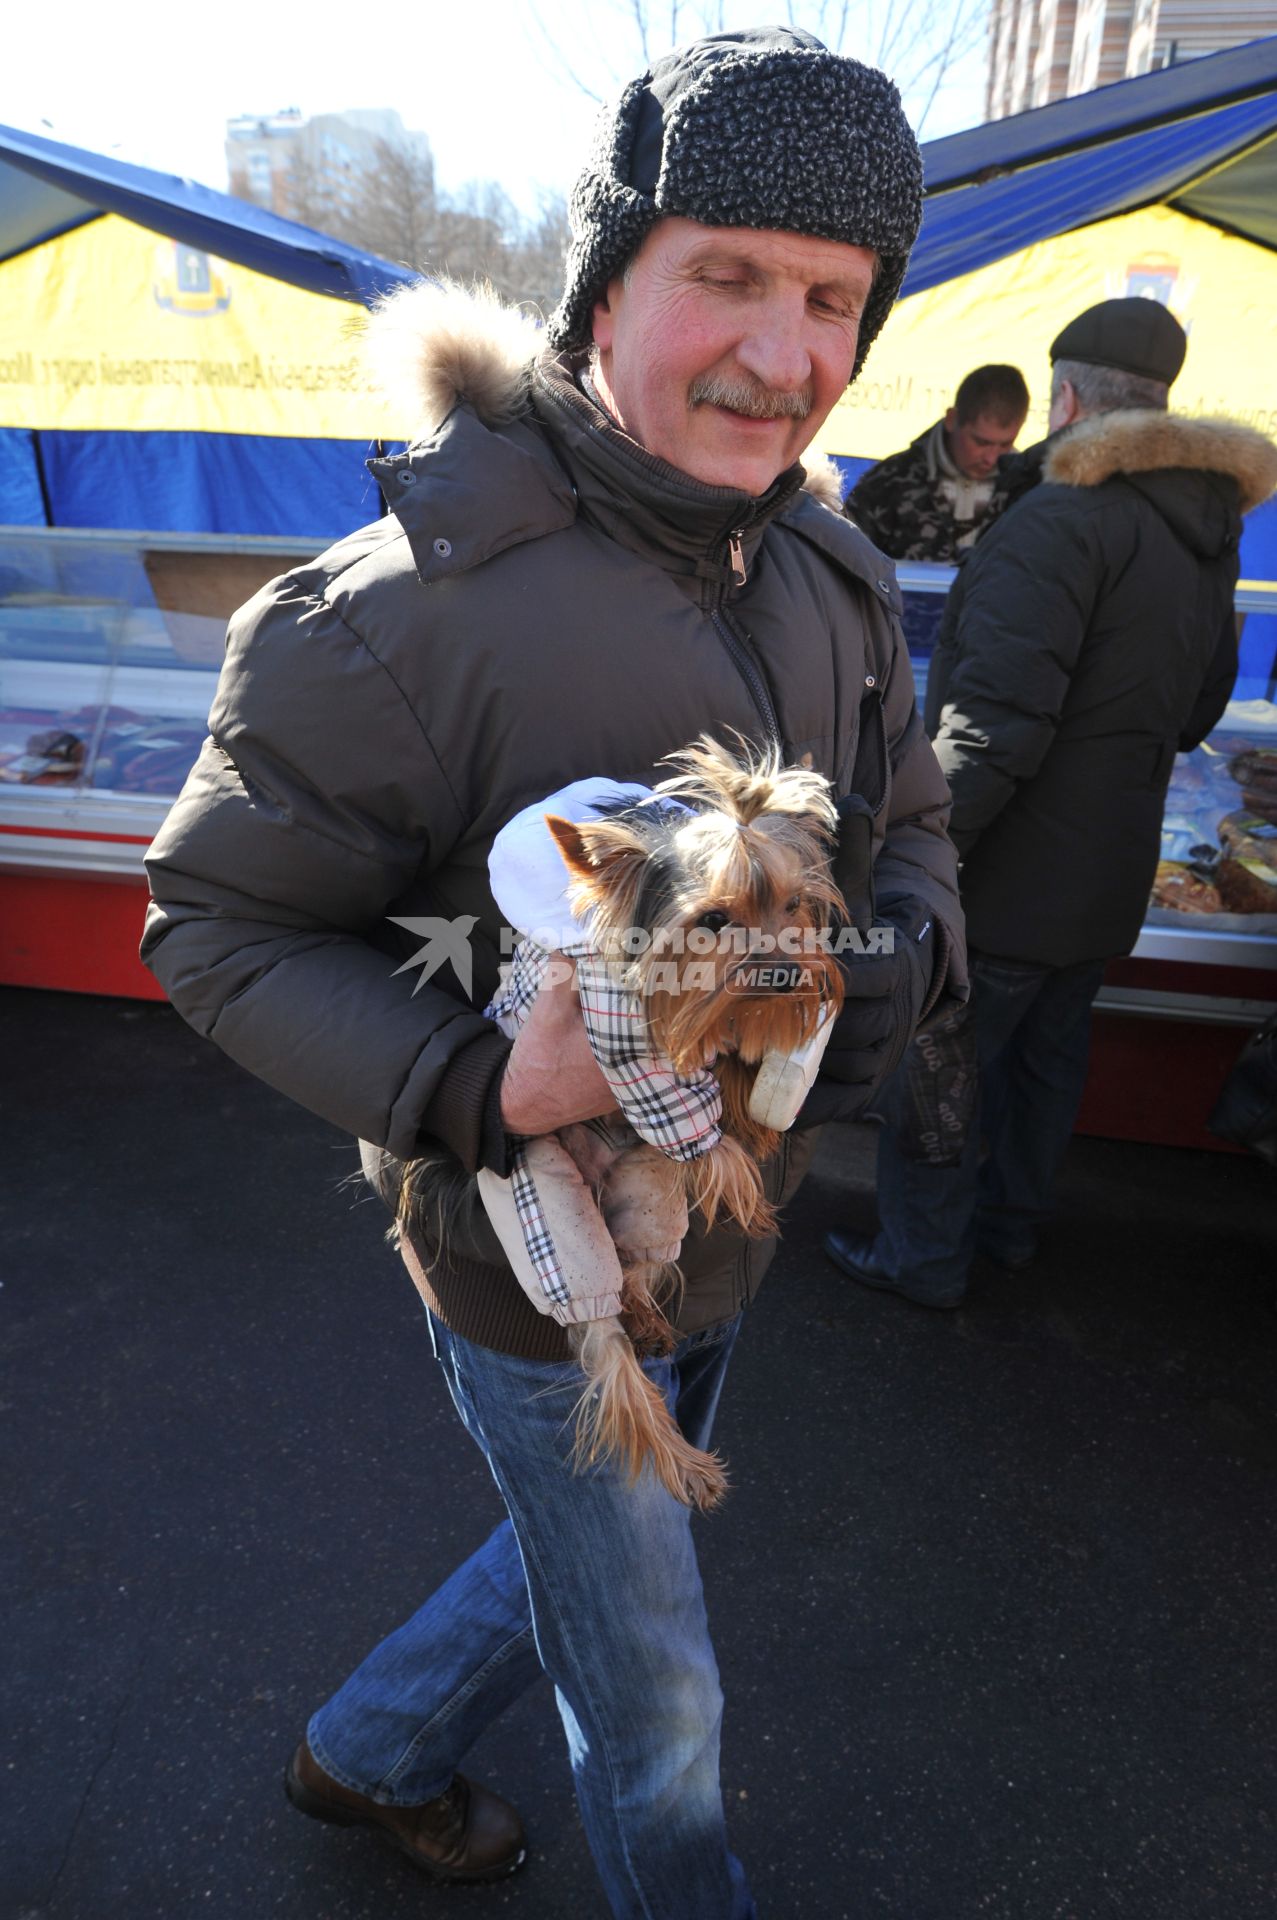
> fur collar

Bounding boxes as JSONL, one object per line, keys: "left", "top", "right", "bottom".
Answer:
{"left": 364, "top": 278, "right": 846, "bottom": 509}
{"left": 1045, "top": 409, "right": 1277, "bottom": 515}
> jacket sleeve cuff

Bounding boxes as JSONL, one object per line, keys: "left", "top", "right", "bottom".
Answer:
{"left": 415, "top": 1026, "right": 513, "bottom": 1178}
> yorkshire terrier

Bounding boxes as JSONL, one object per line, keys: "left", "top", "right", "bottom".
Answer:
{"left": 465, "top": 737, "right": 847, "bottom": 1512}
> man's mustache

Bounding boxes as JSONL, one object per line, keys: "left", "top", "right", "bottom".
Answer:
{"left": 688, "top": 374, "right": 813, "bottom": 421}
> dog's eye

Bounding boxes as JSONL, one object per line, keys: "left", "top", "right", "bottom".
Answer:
{"left": 785, "top": 895, "right": 802, "bottom": 915}
{"left": 697, "top": 909, "right": 731, "bottom": 933}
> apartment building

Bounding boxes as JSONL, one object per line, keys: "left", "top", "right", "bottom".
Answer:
{"left": 225, "top": 107, "right": 430, "bottom": 220}
{"left": 986, "top": 0, "right": 1277, "bottom": 118}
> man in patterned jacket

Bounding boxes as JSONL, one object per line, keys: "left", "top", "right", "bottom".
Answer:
{"left": 847, "top": 363, "right": 1030, "bottom": 560}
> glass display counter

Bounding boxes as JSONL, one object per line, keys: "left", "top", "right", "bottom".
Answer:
{"left": 2, "top": 530, "right": 1275, "bottom": 1014}
{"left": 0, "top": 527, "right": 316, "bottom": 993}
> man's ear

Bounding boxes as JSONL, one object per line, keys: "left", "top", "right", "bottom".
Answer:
{"left": 943, "top": 406, "right": 958, "bottom": 434}
{"left": 591, "top": 289, "right": 616, "bottom": 355}
{"left": 1049, "top": 378, "right": 1078, "bottom": 432}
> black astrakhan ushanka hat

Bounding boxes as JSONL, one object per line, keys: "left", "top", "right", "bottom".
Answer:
{"left": 546, "top": 25, "right": 924, "bottom": 385}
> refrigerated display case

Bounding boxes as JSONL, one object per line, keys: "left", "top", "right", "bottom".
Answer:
{"left": 0, "top": 527, "right": 316, "bottom": 996}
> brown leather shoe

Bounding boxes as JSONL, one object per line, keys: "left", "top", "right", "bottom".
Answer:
{"left": 284, "top": 1739, "right": 527, "bottom": 1883}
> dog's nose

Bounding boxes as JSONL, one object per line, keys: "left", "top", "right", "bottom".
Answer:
{"left": 759, "top": 959, "right": 804, "bottom": 993}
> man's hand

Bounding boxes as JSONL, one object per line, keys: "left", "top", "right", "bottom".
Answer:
{"left": 818, "top": 901, "right": 938, "bottom": 1108}
{"left": 500, "top": 955, "right": 618, "bottom": 1136}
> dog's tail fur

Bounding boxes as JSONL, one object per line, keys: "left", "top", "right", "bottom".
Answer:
{"left": 567, "top": 1318, "right": 729, "bottom": 1512}
{"left": 687, "top": 1133, "right": 776, "bottom": 1239}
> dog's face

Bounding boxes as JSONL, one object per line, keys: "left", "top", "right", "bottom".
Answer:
{"left": 547, "top": 739, "right": 846, "bottom": 1073}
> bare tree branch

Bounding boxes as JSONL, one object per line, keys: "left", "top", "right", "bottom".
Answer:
{"left": 630, "top": 0, "right": 651, "bottom": 64}
{"left": 524, "top": 0, "right": 607, "bottom": 103}
{"left": 518, "top": 0, "right": 990, "bottom": 114}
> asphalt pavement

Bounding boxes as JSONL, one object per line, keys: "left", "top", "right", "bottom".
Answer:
{"left": 3, "top": 985, "right": 1275, "bottom": 1920}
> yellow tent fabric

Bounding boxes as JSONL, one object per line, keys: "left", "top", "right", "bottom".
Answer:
{"left": 815, "top": 204, "right": 1277, "bottom": 463}
{"left": 0, "top": 213, "right": 395, "bottom": 441}
{"left": 5, "top": 204, "right": 1276, "bottom": 460}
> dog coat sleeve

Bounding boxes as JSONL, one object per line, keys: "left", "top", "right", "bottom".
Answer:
{"left": 482, "top": 938, "right": 716, "bottom": 1322}
{"left": 478, "top": 1140, "right": 626, "bottom": 1326}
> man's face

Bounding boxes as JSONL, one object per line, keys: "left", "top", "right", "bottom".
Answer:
{"left": 942, "top": 408, "right": 1025, "bottom": 480}
{"left": 590, "top": 217, "right": 877, "bottom": 496}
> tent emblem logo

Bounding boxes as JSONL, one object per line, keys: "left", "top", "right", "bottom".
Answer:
{"left": 153, "top": 244, "right": 231, "bottom": 317}
{"left": 1107, "top": 252, "right": 1196, "bottom": 331}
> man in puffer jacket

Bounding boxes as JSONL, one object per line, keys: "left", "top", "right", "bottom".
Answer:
{"left": 826, "top": 298, "right": 1277, "bottom": 1311}
{"left": 142, "top": 28, "right": 966, "bottom": 1916}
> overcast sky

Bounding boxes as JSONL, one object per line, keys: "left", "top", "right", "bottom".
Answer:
{"left": 4, "top": 1, "right": 988, "bottom": 220}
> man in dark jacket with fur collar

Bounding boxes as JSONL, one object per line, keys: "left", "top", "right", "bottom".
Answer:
{"left": 142, "top": 28, "right": 965, "bottom": 1919}
{"left": 827, "top": 298, "right": 1277, "bottom": 1309}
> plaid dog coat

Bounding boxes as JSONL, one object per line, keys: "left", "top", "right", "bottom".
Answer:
{"left": 480, "top": 782, "right": 723, "bottom": 1326}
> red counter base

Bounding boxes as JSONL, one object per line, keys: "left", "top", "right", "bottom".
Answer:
{"left": 3, "top": 878, "right": 1271, "bottom": 1151}
{"left": 1077, "top": 1014, "right": 1252, "bottom": 1153}
{"left": 0, "top": 873, "right": 166, "bottom": 1001}
{"left": 1075, "top": 957, "right": 1273, "bottom": 1154}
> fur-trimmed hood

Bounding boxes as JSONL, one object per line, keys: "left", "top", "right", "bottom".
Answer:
{"left": 1045, "top": 408, "right": 1277, "bottom": 517}
{"left": 364, "top": 278, "right": 846, "bottom": 510}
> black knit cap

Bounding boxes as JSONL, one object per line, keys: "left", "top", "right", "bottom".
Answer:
{"left": 546, "top": 25, "right": 923, "bottom": 383}
{"left": 1050, "top": 298, "right": 1187, "bottom": 386}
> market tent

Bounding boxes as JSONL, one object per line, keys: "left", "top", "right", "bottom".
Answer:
{"left": 0, "top": 121, "right": 411, "bottom": 304}
{"left": 815, "top": 35, "right": 1277, "bottom": 577}
{"left": 0, "top": 124, "right": 412, "bottom": 535}
{"left": 5, "top": 36, "right": 1277, "bottom": 542}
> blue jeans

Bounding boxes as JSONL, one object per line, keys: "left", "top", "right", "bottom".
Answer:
{"left": 308, "top": 1311, "right": 755, "bottom": 1920}
{"left": 873, "top": 952, "right": 1107, "bottom": 1300}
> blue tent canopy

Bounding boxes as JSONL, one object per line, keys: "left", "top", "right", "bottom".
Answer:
{"left": 908, "top": 35, "right": 1277, "bottom": 297}
{"left": 925, "top": 34, "right": 1277, "bottom": 191}
{"left": 0, "top": 121, "right": 412, "bottom": 305}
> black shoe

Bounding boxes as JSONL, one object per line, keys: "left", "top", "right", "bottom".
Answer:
{"left": 979, "top": 1243, "right": 1036, "bottom": 1274}
{"left": 823, "top": 1229, "right": 965, "bottom": 1310}
{"left": 285, "top": 1740, "right": 527, "bottom": 1883}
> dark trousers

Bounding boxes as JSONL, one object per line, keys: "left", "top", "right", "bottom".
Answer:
{"left": 873, "top": 951, "right": 1107, "bottom": 1300}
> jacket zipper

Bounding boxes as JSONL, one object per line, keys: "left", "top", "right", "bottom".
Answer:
{"left": 538, "top": 376, "right": 784, "bottom": 749}
{"left": 710, "top": 523, "right": 782, "bottom": 751}
{"left": 712, "top": 607, "right": 781, "bottom": 749}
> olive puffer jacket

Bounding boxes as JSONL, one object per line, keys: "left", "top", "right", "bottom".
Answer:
{"left": 142, "top": 282, "right": 966, "bottom": 1357}
{"left": 925, "top": 409, "right": 1277, "bottom": 968}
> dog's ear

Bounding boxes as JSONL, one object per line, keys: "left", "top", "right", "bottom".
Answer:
{"left": 545, "top": 815, "right": 597, "bottom": 881}
{"left": 545, "top": 813, "right": 649, "bottom": 910}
